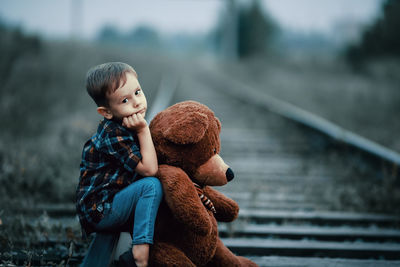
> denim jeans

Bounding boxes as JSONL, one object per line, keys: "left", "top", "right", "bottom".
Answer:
{"left": 80, "top": 177, "right": 163, "bottom": 267}
{"left": 95, "top": 176, "right": 163, "bottom": 245}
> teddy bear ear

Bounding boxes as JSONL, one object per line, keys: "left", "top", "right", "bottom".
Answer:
{"left": 164, "top": 112, "right": 209, "bottom": 145}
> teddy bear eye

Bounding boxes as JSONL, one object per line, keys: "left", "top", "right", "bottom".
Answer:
{"left": 213, "top": 148, "right": 217, "bottom": 154}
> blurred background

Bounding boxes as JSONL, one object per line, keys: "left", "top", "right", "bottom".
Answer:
{"left": 0, "top": 0, "right": 399, "bottom": 249}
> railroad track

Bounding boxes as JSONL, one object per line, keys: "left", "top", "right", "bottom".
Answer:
{"left": 2, "top": 60, "right": 400, "bottom": 266}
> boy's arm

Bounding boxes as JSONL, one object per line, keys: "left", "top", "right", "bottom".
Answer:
{"left": 135, "top": 126, "right": 158, "bottom": 176}
{"left": 123, "top": 113, "right": 158, "bottom": 177}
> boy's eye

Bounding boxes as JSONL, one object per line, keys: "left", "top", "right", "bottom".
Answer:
{"left": 122, "top": 98, "right": 128, "bottom": 103}
{"left": 135, "top": 89, "right": 142, "bottom": 95}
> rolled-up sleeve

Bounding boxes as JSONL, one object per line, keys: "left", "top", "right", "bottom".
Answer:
{"left": 98, "top": 129, "right": 142, "bottom": 173}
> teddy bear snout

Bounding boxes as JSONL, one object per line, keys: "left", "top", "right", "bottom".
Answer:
{"left": 226, "top": 168, "right": 234, "bottom": 182}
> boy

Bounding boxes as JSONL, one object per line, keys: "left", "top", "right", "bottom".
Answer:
{"left": 76, "top": 62, "right": 162, "bottom": 267}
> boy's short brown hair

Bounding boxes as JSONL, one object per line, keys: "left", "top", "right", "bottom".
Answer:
{"left": 86, "top": 62, "right": 137, "bottom": 107}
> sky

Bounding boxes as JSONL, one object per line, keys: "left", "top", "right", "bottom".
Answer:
{"left": 0, "top": 0, "right": 384, "bottom": 39}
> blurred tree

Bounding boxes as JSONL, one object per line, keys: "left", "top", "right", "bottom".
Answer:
{"left": 97, "top": 25, "right": 122, "bottom": 43}
{"left": 0, "top": 22, "right": 41, "bottom": 86}
{"left": 345, "top": 0, "right": 400, "bottom": 66}
{"left": 213, "top": 0, "right": 277, "bottom": 60}
{"left": 125, "top": 25, "right": 161, "bottom": 47}
{"left": 237, "top": 0, "right": 277, "bottom": 58}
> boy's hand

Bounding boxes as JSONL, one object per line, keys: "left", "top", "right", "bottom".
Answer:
{"left": 122, "top": 113, "right": 147, "bottom": 132}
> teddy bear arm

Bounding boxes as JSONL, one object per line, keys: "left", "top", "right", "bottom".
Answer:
{"left": 158, "top": 165, "right": 213, "bottom": 235}
{"left": 204, "top": 187, "right": 239, "bottom": 222}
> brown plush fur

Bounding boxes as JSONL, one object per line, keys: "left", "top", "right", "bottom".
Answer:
{"left": 149, "top": 101, "right": 258, "bottom": 266}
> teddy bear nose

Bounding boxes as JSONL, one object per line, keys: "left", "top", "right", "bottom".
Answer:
{"left": 226, "top": 168, "right": 234, "bottom": 182}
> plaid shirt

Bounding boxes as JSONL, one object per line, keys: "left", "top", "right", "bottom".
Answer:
{"left": 76, "top": 118, "right": 142, "bottom": 236}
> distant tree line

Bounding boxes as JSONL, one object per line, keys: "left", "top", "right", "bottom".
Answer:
{"left": 345, "top": 0, "right": 400, "bottom": 66}
{"left": 214, "top": 0, "right": 278, "bottom": 59}
{"left": 97, "top": 25, "right": 161, "bottom": 48}
{"left": 97, "top": 0, "right": 278, "bottom": 59}
{"left": 96, "top": 24, "right": 212, "bottom": 54}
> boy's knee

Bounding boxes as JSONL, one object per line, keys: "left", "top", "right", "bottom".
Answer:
{"left": 141, "top": 177, "right": 163, "bottom": 197}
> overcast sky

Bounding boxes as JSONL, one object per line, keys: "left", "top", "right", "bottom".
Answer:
{"left": 0, "top": 0, "right": 384, "bottom": 39}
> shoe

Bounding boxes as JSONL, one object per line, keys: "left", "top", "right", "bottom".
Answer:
{"left": 118, "top": 250, "right": 137, "bottom": 267}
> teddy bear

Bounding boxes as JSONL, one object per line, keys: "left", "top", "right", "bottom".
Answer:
{"left": 148, "top": 100, "right": 258, "bottom": 267}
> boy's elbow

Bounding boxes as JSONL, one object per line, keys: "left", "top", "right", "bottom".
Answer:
{"left": 145, "top": 168, "right": 158, "bottom": 177}
{"left": 136, "top": 159, "right": 158, "bottom": 177}
{"left": 139, "top": 165, "right": 158, "bottom": 177}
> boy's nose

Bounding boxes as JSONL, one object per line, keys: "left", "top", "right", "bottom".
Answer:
{"left": 131, "top": 98, "right": 140, "bottom": 107}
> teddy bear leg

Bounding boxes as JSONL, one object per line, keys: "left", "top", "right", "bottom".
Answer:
{"left": 204, "top": 239, "right": 258, "bottom": 267}
{"left": 150, "top": 242, "right": 196, "bottom": 267}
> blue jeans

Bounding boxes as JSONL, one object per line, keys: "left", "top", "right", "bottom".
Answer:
{"left": 80, "top": 177, "right": 163, "bottom": 267}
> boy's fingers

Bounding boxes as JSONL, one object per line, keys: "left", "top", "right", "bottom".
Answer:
{"left": 129, "top": 116, "right": 136, "bottom": 125}
{"left": 122, "top": 117, "right": 128, "bottom": 126}
{"left": 124, "top": 116, "right": 133, "bottom": 127}
{"left": 122, "top": 113, "right": 147, "bottom": 130}
{"left": 136, "top": 113, "right": 146, "bottom": 122}
{"left": 135, "top": 113, "right": 144, "bottom": 124}
{"left": 130, "top": 114, "right": 137, "bottom": 124}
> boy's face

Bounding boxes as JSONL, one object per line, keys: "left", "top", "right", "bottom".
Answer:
{"left": 98, "top": 72, "right": 147, "bottom": 122}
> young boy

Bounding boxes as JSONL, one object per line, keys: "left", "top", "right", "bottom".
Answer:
{"left": 76, "top": 62, "right": 162, "bottom": 267}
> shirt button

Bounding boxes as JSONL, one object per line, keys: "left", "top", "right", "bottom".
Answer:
{"left": 97, "top": 204, "right": 103, "bottom": 212}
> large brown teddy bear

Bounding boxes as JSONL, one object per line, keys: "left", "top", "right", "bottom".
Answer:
{"left": 148, "top": 101, "right": 258, "bottom": 266}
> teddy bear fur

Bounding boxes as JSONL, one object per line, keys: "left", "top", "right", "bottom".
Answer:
{"left": 148, "top": 100, "right": 258, "bottom": 267}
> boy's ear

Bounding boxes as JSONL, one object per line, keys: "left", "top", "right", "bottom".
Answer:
{"left": 97, "top": 106, "right": 113, "bottom": 120}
